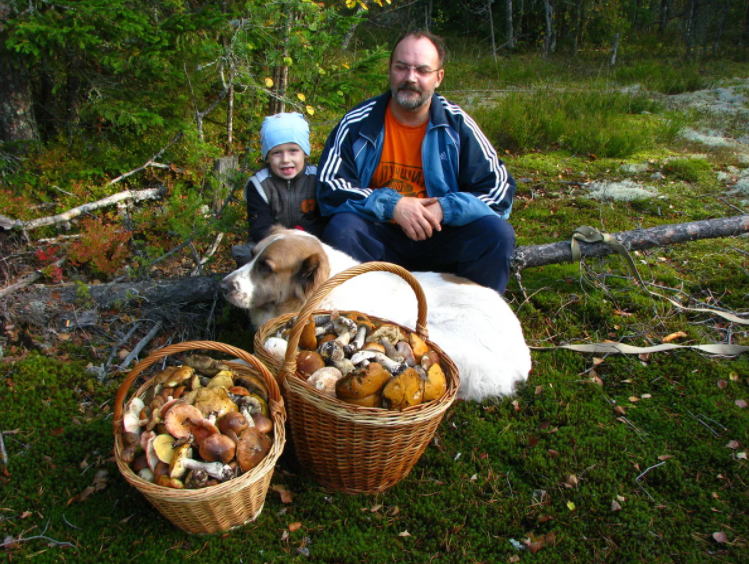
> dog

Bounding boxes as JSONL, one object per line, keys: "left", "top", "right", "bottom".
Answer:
{"left": 220, "top": 227, "right": 531, "bottom": 401}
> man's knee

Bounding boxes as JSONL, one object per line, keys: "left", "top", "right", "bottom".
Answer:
{"left": 472, "top": 215, "right": 515, "bottom": 258}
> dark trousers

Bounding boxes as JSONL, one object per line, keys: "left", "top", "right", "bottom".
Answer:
{"left": 321, "top": 212, "right": 515, "bottom": 294}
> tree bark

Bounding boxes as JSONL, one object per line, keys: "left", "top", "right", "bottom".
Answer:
{"left": 11, "top": 216, "right": 749, "bottom": 318}
{"left": 341, "top": 6, "right": 366, "bottom": 51}
{"left": 488, "top": 0, "right": 498, "bottom": 61}
{"left": 713, "top": 0, "right": 729, "bottom": 55}
{"left": 573, "top": 0, "right": 583, "bottom": 56}
{"left": 610, "top": 32, "right": 620, "bottom": 66}
{"left": 506, "top": 0, "right": 514, "bottom": 50}
{"left": 543, "top": 0, "right": 553, "bottom": 58}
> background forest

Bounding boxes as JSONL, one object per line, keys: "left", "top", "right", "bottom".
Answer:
{"left": 1, "top": 0, "right": 749, "bottom": 562}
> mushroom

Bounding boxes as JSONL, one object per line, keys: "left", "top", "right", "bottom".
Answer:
{"left": 366, "top": 325, "right": 405, "bottom": 346}
{"left": 191, "top": 386, "right": 238, "bottom": 421}
{"left": 164, "top": 404, "right": 204, "bottom": 439}
{"left": 187, "top": 417, "right": 220, "bottom": 445}
{"left": 351, "top": 351, "right": 406, "bottom": 374}
{"left": 120, "top": 432, "right": 140, "bottom": 463}
{"left": 264, "top": 337, "right": 290, "bottom": 363}
{"left": 396, "top": 342, "right": 416, "bottom": 367}
{"left": 307, "top": 366, "right": 344, "bottom": 396}
{"left": 298, "top": 319, "right": 317, "bottom": 350}
{"left": 207, "top": 370, "right": 235, "bottom": 389}
{"left": 236, "top": 427, "right": 273, "bottom": 473}
{"left": 145, "top": 433, "right": 160, "bottom": 471}
{"left": 421, "top": 350, "right": 440, "bottom": 370}
{"left": 153, "top": 433, "right": 176, "bottom": 464}
{"left": 251, "top": 413, "right": 274, "bottom": 435}
{"left": 233, "top": 374, "right": 269, "bottom": 402}
{"left": 131, "top": 453, "right": 149, "bottom": 473}
{"left": 362, "top": 342, "right": 387, "bottom": 354}
{"left": 163, "top": 366, "right": 195, "bottom": 388}
{"left": 382, "top": 368, "right": 424, "bottom": 410}
{"left": 344, "top": 318, "right": 375, "bottom": 356}
{"left": 169, "top": 444, "right": 234, "bottom": 481}
{"left": 198, "top": 433, "right": 237, "bottom": 464}
{"left": 236, "top": 393, "right": 270, "bottom": 420}
{"left": 184, "top": 469, "right": 210, "bottom": 489}
{"left": 331, "top": 313, "right": 357, "bottom": 346}
{"left": 318, "top": 340, "right": 355, "bottom": 376}
{"left": 137, "top": 468, "right": 155, "bottom": 483}
{"left": 347, "top": 392, "right": 383, "bottom": 408}
{"left": 336, "top": 363, "right": 392, "bottom": 400}
{"left": 219, "top": 411, "right": 249, "bottom": 437}
{"left": 423, "top": 362, "right": 447, "bottom": 402}
{"left": 409, "top": 333, "right": 430, "bottom": 364}
{"left": 297, "top": 350, "right": 325, "bottom": 378}
{"left": 123, "top": 398, "right": 146, "bottom": 434}
{"left": 379, "top": 338, "right": 404, "bottom": 363}
{"left": 183, "top": 354, "right": 231, "bottom": 377}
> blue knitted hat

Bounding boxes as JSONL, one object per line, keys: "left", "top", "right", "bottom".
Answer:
{"left": 260, "top": 112, "right": 310, "bottom": 159}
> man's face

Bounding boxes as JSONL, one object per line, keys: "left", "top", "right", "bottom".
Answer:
{"left": 389, "top": 36, "right": 444, "bottom": 112}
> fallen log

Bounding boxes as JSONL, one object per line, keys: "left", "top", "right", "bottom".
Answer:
{"left": 8, "top": 216, "right": 749, "bottom": 316}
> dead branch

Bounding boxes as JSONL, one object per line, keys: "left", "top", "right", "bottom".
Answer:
{"left": 0, "top": 422, "right": 8, "bottom": 469}
{"left": 5, "top": 188, "right": 166, "bottom": 232}
{"left": 118, "top": 320, "right": 163, "bottom": 370}
{"left": 11, "top": 216, "right": 749, "bottom": 320}
{"left": 107, "top": 133, "right": 183, "bottom": 186}
{"left": 0, "top": 257, "right": 66, "bottom": 299}
{"left": 512, "top": 215, "right": 749, "bottom": 270}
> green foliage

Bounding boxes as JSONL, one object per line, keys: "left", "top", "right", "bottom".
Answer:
{"left": 662, "top": 157, "right": 714, "bottom": 183}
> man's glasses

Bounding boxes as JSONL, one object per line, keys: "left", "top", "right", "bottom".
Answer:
{"left": 391, "top": 63, "right": 440, "bottom": 77}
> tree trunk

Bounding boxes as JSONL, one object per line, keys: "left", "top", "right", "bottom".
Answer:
{"left": 227, "top": 82, "right": 234, "bottom": 152}
{"left": 659, "top": 0, "right": 671, "bottom": 35}
{"left": 269, "top": 4, "right": 293, "bottom": 115}
{"left": 0, "top": 54, "right": 38, "bottom": 144}
{"left": 684, "top": 0, "right": 698, "bottom": 56}
{"left": 713, "top": 0, "right": 729, "bottom": 55}
{"left": 743, "top": 0, "right": 749, "bottom": 47}
{"left": 506, "top": 0, "right": 514, "bottom": 50}
{"left": 341, "top": 6, "right": 366, "bottom": 51}
{"left": 425, "top": 0, "right": 433, "bottom": 30}
{"left": 543, "top": 0, "right": 553, "bottom": 58}
{"left": 14, "top": 217, "right": 749, "bottom": 318}
{"left": 610, "top": 32, "right": 620, "bottom": 66}
{"left": 573, "top": 0, "right": 583, "bottom": 56}
{"left": 488, "top": 0, "right": 498, "bottom": 60}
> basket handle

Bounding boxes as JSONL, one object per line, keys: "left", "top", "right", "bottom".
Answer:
{"left": 113, "top": 340, "right": 268, "bottom": 435}
{"left": 277, "top": 262, "right": 428, "bottom": 386}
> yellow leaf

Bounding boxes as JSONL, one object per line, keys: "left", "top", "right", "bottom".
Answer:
{"left": 297, "top": 93, "right": 306, "bottom": 102}
{"left": 342, "top": 63, "right": 350, "bottom": 69}
{"left": 662, "top": 331, "right": 687, "bottom": 343}
{"left": 567, "top": 501, "right": 576, "bottom": 511}
{"left": 264, "top": 77, "right": 274, "bottom": 88}
{"left": 305, "top": 105, "right": 315, "bottom": 115}
{"left": 345, "top": 0, "right": 356, "bottom": 7}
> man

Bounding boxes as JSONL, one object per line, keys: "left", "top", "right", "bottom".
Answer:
{"left": 316, "top": 30, "right": 517, "bottom": 294}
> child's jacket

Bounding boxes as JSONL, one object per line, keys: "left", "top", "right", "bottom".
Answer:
{"left": 244, "top": 164, "right": 327, "bottom": 242}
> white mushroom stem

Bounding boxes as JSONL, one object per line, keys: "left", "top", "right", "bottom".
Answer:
{"left": 182, "top": 458, "right": 234, "bottom": 481}
{"left": 333, "top": 316, "right": 357, "bottom": 344}
{"left": 315, "top": 322, "right": 334, "bottom": 337}
{"left": 240, "top": 406, "right": 257, "bottom": 427}
{"left": 350, "top": 350, "right": 378, "bottom": 366}
{"left": 367, "top": 352, "right": 407, "bottom": 374}
{"left": 353, "top": 324, "right": 369, "bottom": 349}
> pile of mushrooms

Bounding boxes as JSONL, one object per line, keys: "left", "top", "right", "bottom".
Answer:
{"left": 119, "top": 354, "right": 274, "bottom": 489}
{"left": 264, "top": 311, "right": 447, "bottom": 410}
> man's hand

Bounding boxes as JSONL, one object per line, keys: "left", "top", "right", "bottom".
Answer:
{"left": 393, "top": 197, "right": 443, "bottom": 241}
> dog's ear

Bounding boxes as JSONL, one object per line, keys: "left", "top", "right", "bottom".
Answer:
{"left": 294, "top": 253, "right": 330, "bottom": 299}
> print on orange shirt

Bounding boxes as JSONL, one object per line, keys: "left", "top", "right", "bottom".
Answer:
{"left": 371, "top": 103, "right": 429, "bottom": 199}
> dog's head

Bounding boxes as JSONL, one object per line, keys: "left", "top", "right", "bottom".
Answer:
{"left": 220, "top": 227, "right": 331, "bottom": 328}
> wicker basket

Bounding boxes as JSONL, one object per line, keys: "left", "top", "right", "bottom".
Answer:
{"left": 254, "top": 262, "right": 459, "bottom": 494}
{"left": 113, "top": 341, "right": 286, "bottom": 534}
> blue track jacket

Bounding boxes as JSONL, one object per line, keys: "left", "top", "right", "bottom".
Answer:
{"left": 316, "top": 91, "right": 516, "bottom": 226}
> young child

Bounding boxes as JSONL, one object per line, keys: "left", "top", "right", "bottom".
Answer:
{"left": 232, "top": 112, "right": 326, "bottom": 266}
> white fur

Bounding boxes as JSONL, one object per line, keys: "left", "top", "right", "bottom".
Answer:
{"left": 221, "top": 230, "right": 531, "bottom": 401}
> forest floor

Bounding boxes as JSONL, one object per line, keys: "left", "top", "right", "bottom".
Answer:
{"left": 1, "top": 72, "right": 748, "bottom": 563}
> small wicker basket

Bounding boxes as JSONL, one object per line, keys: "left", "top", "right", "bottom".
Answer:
{"left": 254, "top": 262, "right": 459, "bottom": 494}
{"left": 113, "top": 341, "right": 285, "bottom": 534}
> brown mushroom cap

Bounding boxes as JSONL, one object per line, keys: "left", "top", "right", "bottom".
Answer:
{"left": 207, "top": 370, "right": 235, "bottom": 389}
{"left": 423, "top": 363, "right": 447, "bottom": 402}
{"left": 335, "top": 363, "right": 392, "bottom": 400}
{"left": 307, "top": 366, "right": 343, "bottom": 396}
{"left": 188, "top": 418, "right": 220, "bottom": 445}
{"left": 382, "top": 368, "right": 424, "bottom": 410}
{"left": 420, "top": 350, "right": 441, "bottom": 370}
{"left": 233, "top": 374, "right": 269, "bottom": 402}
{"left": 183, "top": 354, "right": 231, "bottom": 377}
{"left": 297, "top": 350, "right": 326, "bottom": 378}
{"left": 164, "top": 404, "right": 204, "bottom": 439}
{"left": 198, "top": 433, "right": 237, "bottom": 464}
{"left": 252, "top": 413, "right": 274, "bottom": 435}
{"left": 236, "top": 428, "right": 273, "bottom": 473}
{"left": 361, "top": 342, "right": 387, "bottom": 354}
{"left": 165, "top": 366, "right": 195, "bottom": 387}
{"left": 219, "top": 411, "right": 249, "bottom": 436}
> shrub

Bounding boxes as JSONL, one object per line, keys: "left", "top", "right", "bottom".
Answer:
{"left": 68, "top": 217, "right": 132, "bottom": 277}
{"left": 662, "top": 157, "right": 713, "bottom": 183}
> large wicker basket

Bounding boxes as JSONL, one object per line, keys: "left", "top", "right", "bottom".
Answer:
{"left": 254, "top": 262, "right": 459, "bottom": 494}
{"left": 113, "top": 341, "right": 285, "bottom": 534}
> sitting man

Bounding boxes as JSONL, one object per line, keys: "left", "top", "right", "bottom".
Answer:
{"left": 316, "top": 30, "right": 517, "bottom": 294}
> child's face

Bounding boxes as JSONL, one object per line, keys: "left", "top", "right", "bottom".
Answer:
{"left": 266, "top": 143, "right": 305, "bottom": 180}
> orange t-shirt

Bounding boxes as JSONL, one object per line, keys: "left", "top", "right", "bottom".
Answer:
{"left": 370, "top": 103, "right": 428, "bottom": 198}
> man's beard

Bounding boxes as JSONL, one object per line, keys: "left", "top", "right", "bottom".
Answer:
{"left": 392, "top": 83, "right": 431, "bottom": 110}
